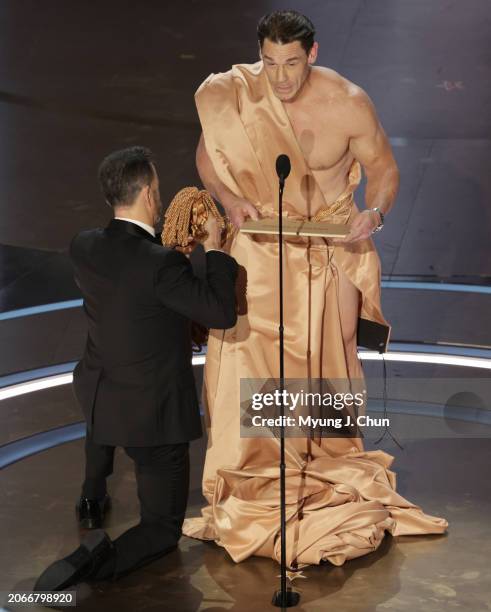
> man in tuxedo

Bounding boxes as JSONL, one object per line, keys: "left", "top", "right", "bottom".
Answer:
{"left": 35, "top": 146, "right": 238, "bottom": 591}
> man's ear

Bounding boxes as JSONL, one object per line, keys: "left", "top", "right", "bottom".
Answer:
{"left": 308, "top": 41, "right": 318, "bottom": 65}
{"left": 145, "top": 185, "right": 153, "bottom": 208}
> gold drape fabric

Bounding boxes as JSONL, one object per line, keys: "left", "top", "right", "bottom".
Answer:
{"left": 182, "top": 62, "right": 447, "bottom": 568}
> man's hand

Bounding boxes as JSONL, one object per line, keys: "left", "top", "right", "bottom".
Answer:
{"left": 202, "top": 215, "right": 222, "bottom": 251}
{"left": 175, "top": 237, "right": 197, "bottom": 256}
{"left": 333, "top": 209, "right": 380, "bottom": 244}
{"left": 175, "top": 216, "right": 223, "bottom": 256}
{"left": 225, "top": 196, "right": 260, "bottom": 229}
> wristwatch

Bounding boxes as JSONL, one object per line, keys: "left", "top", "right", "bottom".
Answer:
{"left": 369, "top": 207, "right": 384, "bottom": 233}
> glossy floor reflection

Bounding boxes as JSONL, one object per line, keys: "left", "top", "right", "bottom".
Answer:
{"left": 1, "top": 432, "right": 490, "bottom": 611}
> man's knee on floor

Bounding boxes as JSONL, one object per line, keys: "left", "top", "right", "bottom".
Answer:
{"left": 140, "top": 518, "right": 182, "bottom": 550}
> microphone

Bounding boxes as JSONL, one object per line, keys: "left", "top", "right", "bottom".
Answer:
{"left": 275, "top": 154, "right": 291, "bottom": 185}
{"left": 273, "top": 151, "right": 299, "bottom": 608}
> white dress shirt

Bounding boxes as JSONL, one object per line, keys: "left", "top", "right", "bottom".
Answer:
{"left": 114, "top": 217, "right": 155, "bottom": 238}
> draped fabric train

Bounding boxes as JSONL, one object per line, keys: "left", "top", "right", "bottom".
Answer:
{"left": 182, "top": 62, "right": 448, "bottom": 568}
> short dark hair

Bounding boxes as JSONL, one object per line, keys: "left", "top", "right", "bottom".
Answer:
{"left": 257, "top": 10, "right": 315, "bottom": 54}
{"left": 98, "top": 146, "right": 155, "bottom": 207}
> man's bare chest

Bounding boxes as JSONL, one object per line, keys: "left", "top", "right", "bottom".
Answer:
{"left": 285, "top": 105, "right": 351, "bottom": 171}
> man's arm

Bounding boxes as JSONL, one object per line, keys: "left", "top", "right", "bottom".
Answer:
{"left": 154, "top": 249, "right": 238, "bottom": 329}
{"left": 344, "top": 87, "right": 400, "bottom": 242}
{"left": 196, "top": 133, "right": 259, "bottom": 228}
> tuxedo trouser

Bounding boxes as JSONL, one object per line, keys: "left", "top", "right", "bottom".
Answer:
{"left": 92, "top": 441, "right": 190, "bottom": 580}
{"left": 81, "top": 431, "right": 114, "bottom": 499}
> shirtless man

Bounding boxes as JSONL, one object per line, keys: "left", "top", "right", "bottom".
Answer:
{"left": 181, "top": 12, "right": 448, "bottom": 566}
{"left": 196, "top": 9, "right": 400, "bottom": 379}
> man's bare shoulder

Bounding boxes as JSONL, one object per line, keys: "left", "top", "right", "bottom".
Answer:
{"left": 311, "top": 66, "right": 373, "bottom": 109}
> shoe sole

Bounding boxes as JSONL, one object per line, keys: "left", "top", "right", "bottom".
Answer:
{"left": 34, "top": 559, "right": 86, "bottom": 591}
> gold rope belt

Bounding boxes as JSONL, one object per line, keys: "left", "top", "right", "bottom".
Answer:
{"left": 311, "top": 192, "right": 354, "bottom": 223}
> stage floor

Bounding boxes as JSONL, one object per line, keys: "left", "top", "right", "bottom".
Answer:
{"left": 1, "top": 400, "right": 490, "bottom": 611}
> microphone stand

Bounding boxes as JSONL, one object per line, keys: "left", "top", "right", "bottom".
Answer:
{"left": 272, "top": 174, "right": 300, "bottom": 609}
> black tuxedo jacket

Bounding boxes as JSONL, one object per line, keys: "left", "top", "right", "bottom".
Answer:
{"left": 70, "top": 219, "right": 238, "bottom": 447}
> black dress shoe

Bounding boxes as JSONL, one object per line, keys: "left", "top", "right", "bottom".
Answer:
{"left": 76, "top": 494, "right": 111, "bottom": 529}
{"left": 34, "top": 530, "right": 115, "bottom": 591}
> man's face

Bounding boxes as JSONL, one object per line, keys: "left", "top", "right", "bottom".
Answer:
{"left": 260, "top": 38, "right": 318, "bottom": 102}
